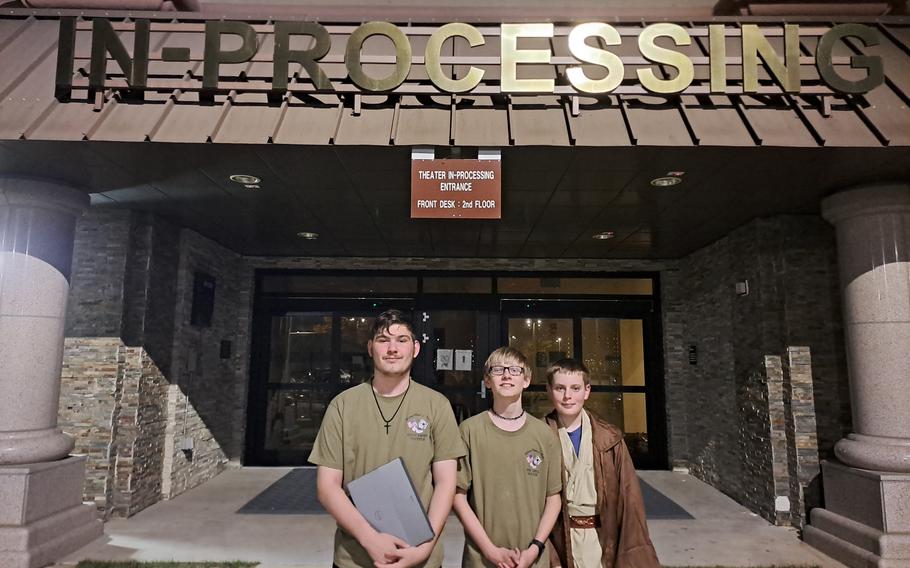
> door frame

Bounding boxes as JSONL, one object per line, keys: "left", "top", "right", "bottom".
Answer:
{"left": 245, "top": 269, "right": 667, "bottom": 469}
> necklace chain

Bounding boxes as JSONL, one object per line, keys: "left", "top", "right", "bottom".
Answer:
{"left": 370, "top": 378, "right": 411, "bottom": 435}
{"left": 489, "top": 408, "right": 525, "bottom": 421}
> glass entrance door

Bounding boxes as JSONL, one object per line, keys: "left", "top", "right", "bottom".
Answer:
{"left": 253, "top": 312, "right": 377, "bottom": 464}
{"left": 413, "top": 309, "right": 497, "bottom": 422}
{"left": 503, "top": 300, "right": 666, "bottom": 468}
{"left": 247, "top": 294, "right": 414, "bottom": 466}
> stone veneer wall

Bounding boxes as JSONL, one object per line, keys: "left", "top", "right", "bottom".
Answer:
{"left": 764, "top": 354, "right": 793, "bottom": 525}
{"left": 162, "top": 384, "right": 227, "bottom": 497}
{"left": 59, "top": 338, "right": 121, "bottom": 517}
{"left": 61, "top": 209, "right": 251, "bottom": 516}
{"left": 65, "top": 209, "right": 131, "bottom": 337}
{"left": 59, "top": 338, "right": 168, "bottom": 519}
{"left": 112, "top": 345, "right": 169, "bottom": 517}
{"left": 677, "top": 215, "right": 846, "bottom": 525}
{"left": 783, "top": 346, "right": 821, "bottom": 529}
{"left": 163, "top": 228, "right": 250, "bottom": 487}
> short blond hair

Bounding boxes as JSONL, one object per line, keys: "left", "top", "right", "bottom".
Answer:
{"left": 484, "top": 346, "right": 532, "bottom": 382}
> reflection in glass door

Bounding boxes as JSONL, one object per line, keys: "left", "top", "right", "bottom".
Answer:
{"left": 255, "top": 313, "right": 375, "bottom": 464}
{"left": 580, "top": 318, "right": 650, "bottom": 462}
{"left": 506, "top": 309, "right": 662, "bottom": 468}
{"left": 508, "top": 318, "right": 574, "bottom": 418}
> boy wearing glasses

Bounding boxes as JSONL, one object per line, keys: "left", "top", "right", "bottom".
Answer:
{"left": 309, "top": 309, "right": 466, "bottom": 568}
{"left": 454, "top": 347, "right": 562, "bottom": 568}
{"left": 544, "top": 358, "right": 659, "bottom": 568}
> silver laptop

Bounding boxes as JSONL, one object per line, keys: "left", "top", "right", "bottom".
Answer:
{"left": 347, "top": 457, "right": 435, "bottom": 547}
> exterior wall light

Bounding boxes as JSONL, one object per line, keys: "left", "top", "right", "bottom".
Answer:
{"left": 296, "top": 231, "right": 319, "bottom": 240}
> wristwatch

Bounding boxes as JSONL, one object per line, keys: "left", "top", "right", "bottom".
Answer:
{"left": 529, "top": 538, "right": 546, "bottom": 557}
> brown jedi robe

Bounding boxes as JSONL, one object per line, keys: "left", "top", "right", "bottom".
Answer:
{"left": 545, "top": 410, "right": 660, "bottom": 568}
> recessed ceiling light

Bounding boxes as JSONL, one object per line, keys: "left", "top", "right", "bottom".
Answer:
{"left": 229, "top": 174, "right": 262, "bottom": 189}
{"left": 296, "top": 231, "right": 319, "bottom": 240}
{"left": 230, "top": 174, "right": 260, "bottom": 185}
{"left": 650, "top": 176, "right": 682, "bottom": 187}
{"left": 592, "top": 231, "right": 615, "bottom": 240}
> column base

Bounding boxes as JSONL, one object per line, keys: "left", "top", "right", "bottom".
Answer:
{"left": 804, "top": 460, "right": 910, "bottom": 568}
{"left": 0, "top": 456, "right": 103, "bottom": 568}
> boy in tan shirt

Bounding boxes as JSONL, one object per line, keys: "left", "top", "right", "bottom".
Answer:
{"left": 455, "top": 347, "right": 562, "bottom": 568}
{"left": 309, "top": 310, "right": 466, "bottom": 568}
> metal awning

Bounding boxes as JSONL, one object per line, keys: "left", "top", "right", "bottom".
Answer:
{"left": 1, "top": 11, "right": 909, "bottom": 259}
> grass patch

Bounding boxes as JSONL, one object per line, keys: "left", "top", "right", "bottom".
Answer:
{"left": 76, "top": 562, "right": 257, "bottom": 568}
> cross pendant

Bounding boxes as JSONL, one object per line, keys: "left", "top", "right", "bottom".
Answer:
{"left": 384, "top": 423, "right": 391, "bottom": 434}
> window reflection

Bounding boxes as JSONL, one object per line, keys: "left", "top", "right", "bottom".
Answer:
{"left": 340, "top": 317, "right": 374, "bottom": 385}
{"left": 581, "top": 318, "right": 646, "bottom": 386}
{"left": 265, "top": 389, "right": 331, "bottom": 451}
{"left": 585, "top": 393, "right": 649, "bottom": 458}
{"left": 265, "top": 314, "right": 375, "bottom": 453}
{"left": 508, "top": 318, "right": 574, "bottom": 385}
{"left": 269, "top": 315, "right": 332, "bottom": 384}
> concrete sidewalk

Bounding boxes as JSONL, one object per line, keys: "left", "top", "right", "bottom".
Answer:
{"left": 57, "top": 468, "right": 846, "bottom": 568}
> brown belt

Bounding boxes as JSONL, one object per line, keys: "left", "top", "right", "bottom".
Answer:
{"left": 569, "top": 515, "right": 600, "bottom": 529}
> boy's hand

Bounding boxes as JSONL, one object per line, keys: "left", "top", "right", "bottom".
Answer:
{"left": 363, "top": 531, "right": 409, "bottom": 564}
{"left": 483, "top": 545, "right": 520, "bottom": 568}
{"left": 516, "top": 545, "right": 539, "bottom": 568}
{"left": 376, "top": 540, "right": 433, "bottom": 568}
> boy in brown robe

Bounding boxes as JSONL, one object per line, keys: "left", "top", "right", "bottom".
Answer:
{"left": 544, "top": 358, "right": 660, "bottom": 568}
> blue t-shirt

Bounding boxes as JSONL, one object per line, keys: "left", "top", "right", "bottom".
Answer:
{"left": 567, "top": 425, "right": 582, "bottom": 456}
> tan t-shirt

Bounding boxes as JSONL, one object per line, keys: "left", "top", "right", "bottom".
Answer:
{"left": 457, "top": 412, "right": 562, "bottom": 568}
{"left": 309, "top": 380, "right": 466, "bottom": 568}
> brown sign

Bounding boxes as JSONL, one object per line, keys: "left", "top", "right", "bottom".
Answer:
{"left": 411, "top": 160, "right": 502, "bottom": 219}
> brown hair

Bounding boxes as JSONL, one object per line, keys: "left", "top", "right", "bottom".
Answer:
{"left": 370, "top": 309, "right": 416, "bottom": 340}
{"left": 484, "top": 346, "right": 532, "bottom": 381}
{"left": 546, "top": 358, "right": 590, "bottom": 386}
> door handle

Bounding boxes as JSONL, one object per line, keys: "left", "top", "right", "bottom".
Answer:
{"left": 477, "top": 382, "right": 486, "bottom": 399}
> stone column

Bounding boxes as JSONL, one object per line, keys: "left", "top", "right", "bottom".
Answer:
{"left": 0, "top": 177, "right": 103, "bottom": 568}
{"left": 804, "top": 184, "right": 910, "bottom": 568}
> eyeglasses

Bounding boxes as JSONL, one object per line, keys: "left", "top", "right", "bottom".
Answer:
{"left": 488, "top": 365, "right": 524, "bottom": 377}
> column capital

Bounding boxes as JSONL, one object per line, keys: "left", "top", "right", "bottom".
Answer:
{"left": 822, "top": 183, "right": 910, "bottom": 225}
{"left": 0, "top": 176, "right": 88, "bottom": 217}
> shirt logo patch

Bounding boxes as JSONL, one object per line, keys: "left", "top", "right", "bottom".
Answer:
{"left": 526, "top": 449, "right": 543, "bottom": 475}
{"left": 406, "top": 414, "right": 430, "bottom": 440}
